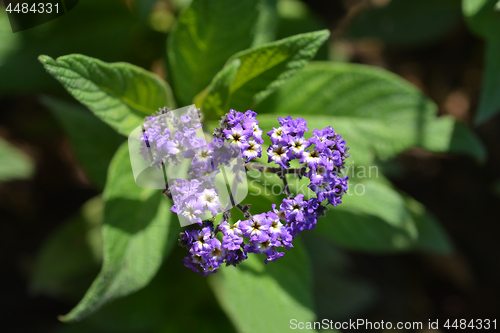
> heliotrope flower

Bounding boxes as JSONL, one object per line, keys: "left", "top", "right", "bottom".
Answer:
{"left": 148, "top": 109, "right": 351, "bottom": 276}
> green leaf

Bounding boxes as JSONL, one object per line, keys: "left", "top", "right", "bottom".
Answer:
{"left": 208, "top": 238, "right": 316, "bottom": 332}
{"left": 347, "top": 0, "right": 461, "bottom": 46}
{"left": 404, "top": 195, "right": 454, "bottom": 254}
{"left": 60, "top": 143, "right": 180, "bottom": 322}
{"left": 0, "top": 137, "right": 34, "bottom": 181}
{"left": 197, "top": 30, "right": 330, "bottom": 118}
{"left": 57, "top": 249, "right": 236, "bottom": 333}
{"left": 193, "top": 59, "right": 241, "bottom": 116}
{"left": 314, "top": 180, "right": 419, "bottom": 253}
{"left": 256, "top": 62, "right": 486, "bottom": 163}
{"left": 38, "top": 54, "right": 175, "bottom": 136}
{"left": 41, "top": 96, "right": 124, "bottom": 189}
{"left": 31, "top": 196, "right": 103, "bottom": 301}
{"left": 167, "top": 0, "right": 273, "bottom": 105}
{"left": 463, "top": 0, "right": 500, "bottom": 124}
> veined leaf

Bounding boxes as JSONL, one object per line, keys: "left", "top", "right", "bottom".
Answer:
{"left": 197, "top": 30, "right": 330, "bottom": 118}
{"left": 41, "top": 96, "right": 124, "bottom": 189}
{"left": 256, "top": 62, "right": 486, "bottom": 163}
{"left": 314, "top": 180, "right": 418, "bottom": 253}
{"left": 39, "top": 54, "right": 174, "bottom": 136}
{"left": 59, "top": 143, "right": 179, "bottom": 322}
{"left": 167, "top": 0, "right": 274, "bottom": 105}
{"left": 0, "top": 137, "right": 34, "bottom": 181}
{"left": 208, "top": 239, "right": 316, "bottom": 332}
{"left": 463, "top": 0, "right": 500, "bottom": 124}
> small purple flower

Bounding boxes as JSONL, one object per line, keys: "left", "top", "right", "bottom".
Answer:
{"left": 223, "top": 123, "right": 251, "bottom": 149}
{"left": 227, "top": 109, "right": 245, "bottom": 125}
{"left": 219, "top": 221, "right": 242, "bottom": 237}
{"left": 243, "top": 140, "right": 262, "bottom": 162}
{"left": 190, "top": 227, "right": 212, "bottom": 253}
{"left": 222, "top": 234, "right": 244, "bottom": 251}
{"left": 182, "top": 199, "right": 204, "bottom": 225}
{"left": 198, "top": 188, "right": 221, "bottom": 216}
{"left": 300, "top": 147, "right": 322, "bottom": 168}
{"left": 267, "top": 211, "right": 283, "bottom": 239}
{"left": 267, "top": 143, "right": 290, "bottom": 169}
{"left": 282, "top": 194, "right": 307, "bottom": 222}
{"left": 239, "top": 214, "right": 271, "bottom": 240}
{"left": 267, "top": 127, "right": 288, "bottom": 145}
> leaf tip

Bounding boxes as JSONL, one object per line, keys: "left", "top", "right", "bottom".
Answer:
{"left": 37, "top": 55, "right": 54, "bottom": 66}
{"left": 57, "top": 314, "right": 69, "bottom": 323}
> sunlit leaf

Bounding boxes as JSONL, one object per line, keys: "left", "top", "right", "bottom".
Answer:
{"left": 197, "top": 30, "right": 330, "bottom": 118}
{"left": 209, "top": 239, "right": 316, "bottom": 332}
{"left": 39, "top": 54, "right": 174, "bottom": 136}
{"left": 167, "top": 0, "right": 276, "bottom": 105}
{"left": 256, "top": 62, "right": 486, "bottom": 163}
{"left": 59, "top": 143, "right": 179, "bottom": 322}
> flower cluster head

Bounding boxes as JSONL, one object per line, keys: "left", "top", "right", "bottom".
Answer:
{"left": 169, "top": 179, "right": 222, "bottom": 225}
{"left": 139, "top": 106, "right": 243, "bottom": 226}
{"left": 214, "top": 109, "right": 263, "bottom": 163}
{"left": 140, "top": 106, "right": 204, "bottom": 168}
{"left": 139, "top": 108, "right": 351, "bottom": 275}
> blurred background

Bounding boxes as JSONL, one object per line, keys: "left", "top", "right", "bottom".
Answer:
{"left": 1, "top": 0, "right": 499, "bottom": 332}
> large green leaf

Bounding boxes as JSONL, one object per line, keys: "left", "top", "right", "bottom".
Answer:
{"left": 0, "top": 137, "right": 34, "bottom": 181}
{"left": 314, "top": 180, "right": 419, "bottom": 253}
{"left": 41, "top": 96, "right": 124, "bottom": 189}
{"left": 167, "top": 0, "right": 276, "bottom": 105}
{"left": 256, "top": 62, "right": 486, "bottom": 163}
{"left": 208, "top": 239, "right": 316, "bottom": 332}
{"left": 31, "top": 196, "right": 103, "bottom": 301}
{"left": 463, "top": 0, "right": 500, "bottom": 124}
{"left": 196, "top": 30, "right": 330, "bottom": 118}
{"left": 39, "top": 54, "right": 174, "bottom": 136}
{"left": 59, "top": 143, "right": 179, "bottom": 322}
{"left": 56, "top": 249, "right": 236, "bottom": 333}
{"left": 347, "top": 0, "right": 461, "bottom": 46}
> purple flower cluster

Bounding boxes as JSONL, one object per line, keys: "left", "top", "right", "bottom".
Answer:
{"left": 214, "top": 109, "right": 263, "bottom": 163}
{"left": 267, "top": 116, "right": 310, "bottom": 168}
{"left": 180, "top": 192, "right": 328, "bottom": 275}
{"left": 139, "top": 106, "right": 241, "bottom": 225}
{"left": 170, "top": 110, "right": 352, "bottom": 275}
{"left": 170, "top": 179, "right": 222, "bottom": 225}
{"left": 302, "top": 127, "right": 349, "bottom": 207}
{"left": 140, "top": 106, "right": 204, "bottom": 168}
{"left": 180, "top": 222, "right": 229, "bottom": 277}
